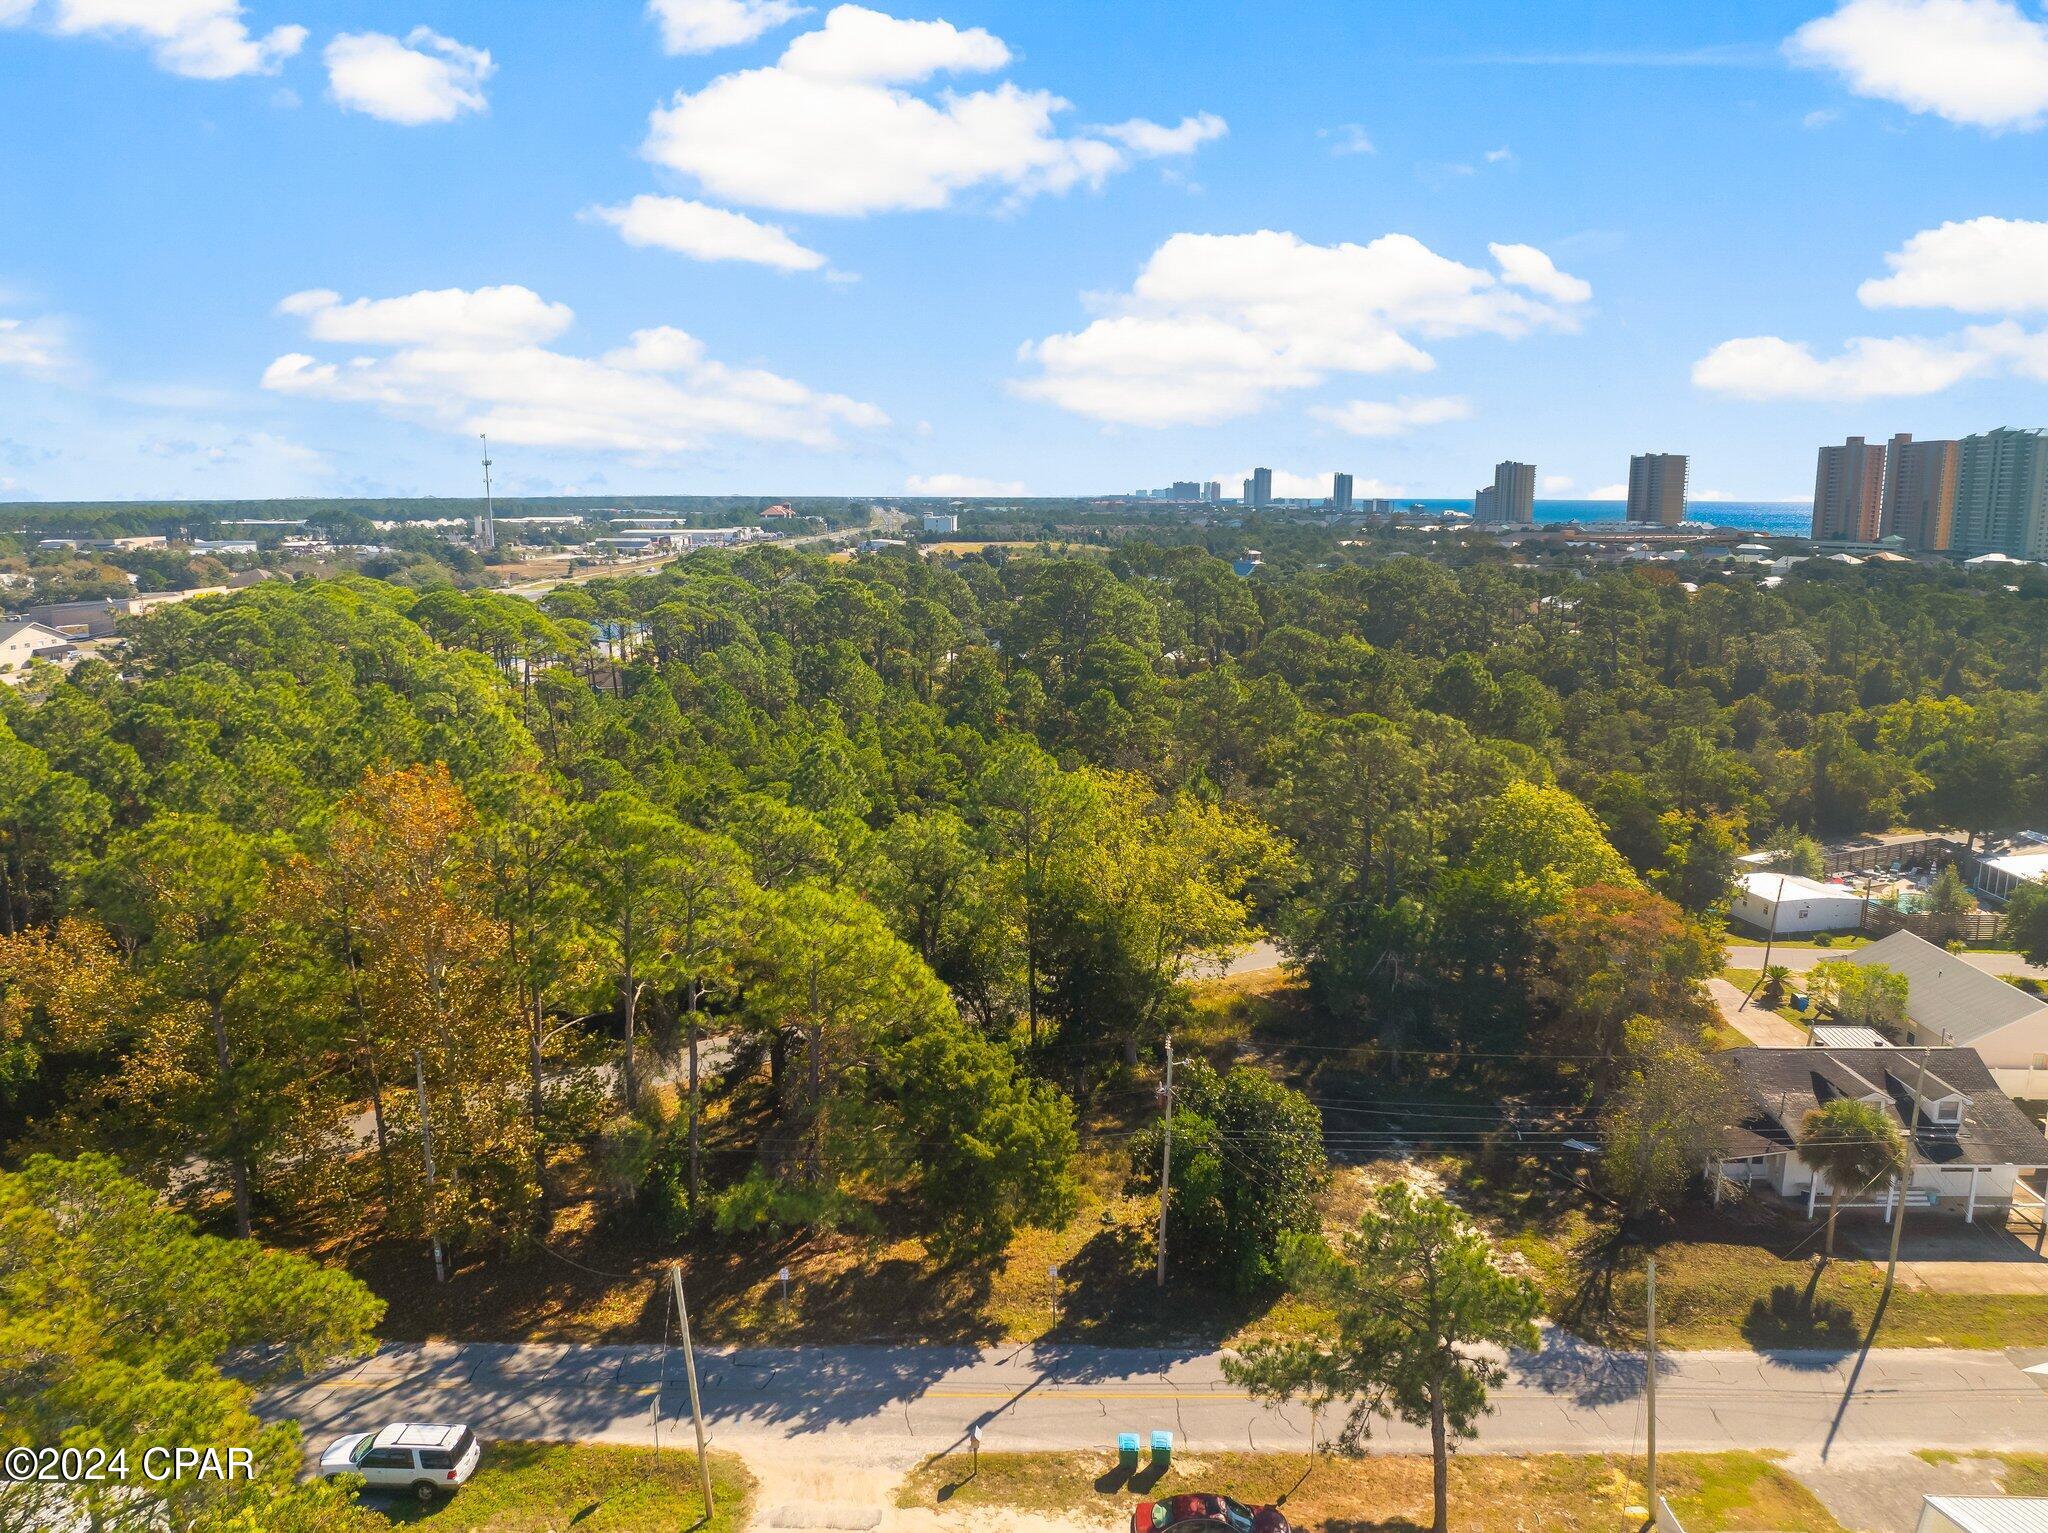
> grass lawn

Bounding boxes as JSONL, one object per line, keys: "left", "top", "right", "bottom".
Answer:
{"left": 355, "top": 1443, "right": 752, "bottom": 1530}
{"left": 896, "top": 1449, "right": 1843, "bottom": 1533}
{"left": 1996, "top": 1455, "right": 2048, "bottom": 1495}
{"left": 1485, "top": 1187, "right": 2048, "bottom": 1349}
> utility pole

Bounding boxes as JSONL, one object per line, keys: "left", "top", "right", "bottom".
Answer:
{"left": 413, "top": 1050, "right": 446, "bottom": 1285}
{"left": 1156, "top": 1035, "right": 1175, "bottom": 1288}
{"left": 1882, "top": 1048, "right": 1933, "bottom": 1307}
{"left": 668, "top": 1264, "right": 715, "bottom": 1520}
{"left": 1750, "top": 874, "right": 1786, "bottom": 1008}
{"left": 1645, "top": 1256, "right": 1658, "bottom": 1514}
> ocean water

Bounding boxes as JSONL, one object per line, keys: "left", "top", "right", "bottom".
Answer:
{"left": 1397, "top": 499, "right": 1813, "bottom": 536}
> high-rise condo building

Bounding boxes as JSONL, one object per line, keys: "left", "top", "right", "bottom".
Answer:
{"left": 1880, "top": 433, "right": 1958, "bottom": 551}
{"left": 1203, "top": 480, "right": 1222, "bottom": 503}
{"left": 1626, "top": 453, "right": 1688, "bottom": 526}
{"left": 1169, "top": 481, "right": 1202, "bottom": 501}
{"left": 1333, "top": 472, "right": 1354, "bottom": 511}
{"left": 1492, "top": 460, "right": 1536, "bottom": 524}
{"left": 1251, "top": 466, "right": 1273, "bottom": 509}
{"left": 1240, "top": 477, "right": 1255, "bottom": 505}
{"left": 1955, "top": 427, "right": 2048, "bottom": 558}
{"left": 1474, "top": 485, "right": 1498, "bottom": 522}
{"left": 1811, "top": 436, "right": 1886, "bottom": 542}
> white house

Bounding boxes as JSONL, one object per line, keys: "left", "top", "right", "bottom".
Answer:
{"left": 1712, "top": 1045, "right": 2048, "bottom": 1225}
{"left": 0, "top": 620, "right": 74, "bottom": 681}
{"left": 1844, "top": 929, "right": 2048, "bottom": 1075}
{"left": 1731, "top": 871, "right": 1865, "bottom": 934}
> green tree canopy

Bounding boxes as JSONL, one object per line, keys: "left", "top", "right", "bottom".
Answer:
{"left": 1223, "top": 1183, "right": 1541, "bottom": 1533}
{"left": 0, "top": 1154, "right": 381, "bottom": 1532}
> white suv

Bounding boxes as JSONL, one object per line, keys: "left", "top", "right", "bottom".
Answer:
{"left": 320, "top": 1423, "right": 481, "bottom": 1502}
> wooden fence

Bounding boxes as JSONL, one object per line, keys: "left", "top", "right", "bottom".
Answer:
{"left": 1859, "top": 902, "right": 2003, "bottom": 944}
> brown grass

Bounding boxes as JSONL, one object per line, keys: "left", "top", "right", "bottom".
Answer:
{"left": 896, "top": 1450, "right": 1843, "bottom": 1533}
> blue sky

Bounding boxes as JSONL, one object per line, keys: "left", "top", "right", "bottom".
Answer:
{"left": 5, "top": 0, "right": 2048, "bottom": 503}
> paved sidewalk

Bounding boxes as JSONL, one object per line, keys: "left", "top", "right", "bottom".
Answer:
{"left": 1708, "top": 976, "right": 1806, "bottom": 1047}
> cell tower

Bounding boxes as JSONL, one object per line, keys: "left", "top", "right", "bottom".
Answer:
{"left": 476, "top": 434, "right": 496, "bottom": 553}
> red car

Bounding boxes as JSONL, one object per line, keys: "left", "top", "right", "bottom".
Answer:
{"left": 1132, "top": 1494, "right": 1292, "bottom": 1533}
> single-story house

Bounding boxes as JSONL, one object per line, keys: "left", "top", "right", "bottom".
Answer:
{"left": 1712, "top": 1045, "right": 2048, "bottom": 1223}
{"left": 0, "top": 619, "right": 75, "bottom": 681}
{"left": 1731, "top": 871, "right": 1865, "bottom": 934}
{"left": 1843, "top": 929, "right": 2048, "bottom": 1072}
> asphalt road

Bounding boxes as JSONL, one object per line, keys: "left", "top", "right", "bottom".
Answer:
{"left": 261, "top": 1335, "right": 2048, "bottom": 1464}
{"left": 1724, "top": 945, "right": 2048, "bottom": 980}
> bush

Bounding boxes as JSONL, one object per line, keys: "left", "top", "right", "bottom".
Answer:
{"left": 1134, "top": 1058, "right": 1327, "bottom": 1294}
{"left": 1813, "top": 933, "right": 1834, "bottom": 946}
{"left": 710, "top": 1167, "right": 860, "bottom": 1237}
{"left": 594, "top": 1114, "right": 656, "bottom": 1210}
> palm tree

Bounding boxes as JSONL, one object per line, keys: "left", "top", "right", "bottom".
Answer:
{"left": 1761, "top": 964, "right": 1792, "bottom": 1008}
{"left": 1798, "top": 1098, "right": 1905, "bottom": 1256}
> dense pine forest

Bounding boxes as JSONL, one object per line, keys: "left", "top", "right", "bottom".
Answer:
{"left": 2, "top": 541, "right": 2046, "bottom": 1312}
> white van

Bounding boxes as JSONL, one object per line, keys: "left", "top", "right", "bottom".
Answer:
{"left": 320, "top": 1423, "right": 481, "bottom": 1502}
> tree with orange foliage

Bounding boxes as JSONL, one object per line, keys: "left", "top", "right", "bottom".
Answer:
{"left": 330, "top": 763, "right": 542, "bottom": 1254}
{"left": 1528, "top": 881, "right": 1719, "bottom": 1074}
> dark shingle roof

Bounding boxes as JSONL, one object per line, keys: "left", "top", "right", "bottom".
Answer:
{"left": 1718, "top": 1046, "right": 2048, "bottom": 1169}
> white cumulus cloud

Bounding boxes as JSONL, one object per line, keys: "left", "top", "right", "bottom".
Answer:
{"left": 1095, "top": 113, "right": 1227, "bottom": 156}
{"left": 1691, "top": 333, "right": 1990, "bottom": 399}
{"left": 1541, "top": 474, "right": 1574, "bottom": 492}
{"left": 1310, "top": 395, "right": 1472, "bottom": 437}
{"left": 6, "top": 0, "right": 304, "bottom": 78}
{"left": 1858, "top": 216, "right": 2048, "bottom": 311}
{"left": 776, "top": 4, "right": 1005, "bottom": 81}
{"left": 906, "top": 472, "right": 1024, "bottom": 495}
{"left": 588, "top": 195, "right": 828, "bottom": 272}
{"left": 263, "top": 284, "right": 886, "bottom": 455}
{"left": 639, "top": 4, "right": 1223, "bottom": 216}
{"left": 1786, "top": 0, "right": 2048, "bottom": 131}
{"left": 1697, "top": 216, "right": 2048, "bottom": 400}
{"left": 325, "top": 27, "right": 492, "bottom": 125}
{"left": 649, "top": 0, "right": 809, "bottom": 54}
{"left": 1016, "top": 230, "right": 1589, "bottom": 427}
{"left": 277, "top": 285, "right": 572, "bottom": 347}
{"left": 1490, "top": 241, "right": 1593, "bottom": 303}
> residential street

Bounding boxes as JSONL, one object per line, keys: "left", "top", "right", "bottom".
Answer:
{"left": 261, "top": 1334, "right": 2048, "bottom": 1465}
{"left": 1724, "top": 945, "right": 2048, "bottom": 980}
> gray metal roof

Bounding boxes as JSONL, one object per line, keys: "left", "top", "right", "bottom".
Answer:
{"left": 1844, "top": 929, "right": 2048, "bottom": 1045}
{"left": 1809, "top": 1024, "right": 1892, "bottom": 1048}
{"left": 1923, "top": 1498, "right": 2048, "bottom": 1533}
